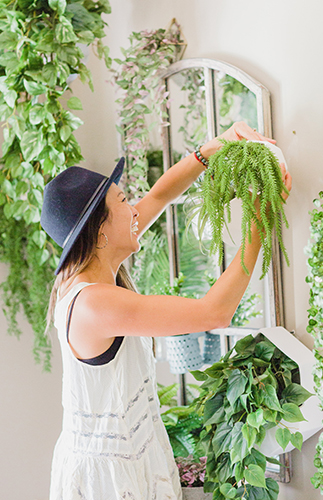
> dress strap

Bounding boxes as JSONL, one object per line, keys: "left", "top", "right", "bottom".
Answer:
{"left": 66, "top": 289, "right": 83, "bottom": 342}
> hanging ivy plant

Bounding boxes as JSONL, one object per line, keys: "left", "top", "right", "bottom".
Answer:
{"left": 113, "top": 21, "right": 185, "bottom": 200}
{"left": 186, "top": 139, "right": 289, "bottom": 279}
{"left": 305, "top": 191, "right": 323, "bottom": 493}
{"left": 0, "top": 0, "right": 111, "bottom": 370}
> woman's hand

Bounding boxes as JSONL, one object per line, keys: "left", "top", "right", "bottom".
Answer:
{"left": 200, "top": 121, "right": 276, "bottom": 159}
{"left": 280, "top": 163, "right": 292, "bottom": 201}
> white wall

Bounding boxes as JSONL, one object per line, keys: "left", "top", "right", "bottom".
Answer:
{"left": 1, "top": 0, "right": 323, "bottom": 498}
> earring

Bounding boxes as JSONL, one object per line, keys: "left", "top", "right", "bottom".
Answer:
{"left": 96, "top": 232, "right": 108, "bottom": 249}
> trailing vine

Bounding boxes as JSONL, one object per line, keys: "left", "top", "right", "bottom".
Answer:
{"left": 305, "top": 191, "right": 323, "bottom": 493}
{"left": 186, "top": 139, "right": 289, "bottom": 279}
{"left": 113, "top": 21, "right": 185, "bottom": 200}
{"left": 0, "top": 0, "right": 111, "bottom": 370}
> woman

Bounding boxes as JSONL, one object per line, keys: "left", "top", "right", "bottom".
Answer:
{"left": 41, "top": 121, "right": 292, "bottom": 500}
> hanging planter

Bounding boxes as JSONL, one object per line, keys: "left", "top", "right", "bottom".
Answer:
{"left": 258, "top": 327, "right": 322, "bottom": 457}
{"left": 166, "top": 332, "right": 205, "bottom": 374}
{"left": 186, "top": 139, "right": 290, "bottom": 278}
{"left": 190, "top": 327, "right": 317, "bottom": 500}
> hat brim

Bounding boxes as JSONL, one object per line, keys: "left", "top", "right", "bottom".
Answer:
{"left": 54, "top": 158, "right": 125, "bottom": 275}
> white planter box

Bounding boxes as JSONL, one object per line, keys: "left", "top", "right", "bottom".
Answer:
{"left": 253, "top": 327, "right": 322, "bottom": 456}
{"left": 182, "top": 487, "right": 212, "bottom": 499}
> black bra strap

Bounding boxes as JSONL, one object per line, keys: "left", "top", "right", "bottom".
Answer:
{"left": 66, "top": 290, "right": 83, "bottom": 342}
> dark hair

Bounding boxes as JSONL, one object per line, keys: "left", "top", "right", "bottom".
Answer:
{"left": 46, "top": 197, "right": 137, "bottom": 333}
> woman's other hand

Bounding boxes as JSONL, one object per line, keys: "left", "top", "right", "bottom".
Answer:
{"left": 279, "top": 162, "right": 292, "bottom": 201}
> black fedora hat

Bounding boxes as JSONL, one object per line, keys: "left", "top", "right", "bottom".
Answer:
{"left": 41, "top": 158, "right": 125, "bottom": 275}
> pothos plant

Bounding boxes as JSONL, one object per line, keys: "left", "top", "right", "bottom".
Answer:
{"left": 0, "top": 0, "right": 111, "bottom": 370}
{"left": 113, "top": 21, "right": 185, "bottom": 200}
{"left": 305, "top": 191, "right": 323, "bottom": 493}
{"left": 190, "top": 332, "right": 312, "bottom": 500}
{"left": 186, "top": 139, "right": 289, "bottom": 279}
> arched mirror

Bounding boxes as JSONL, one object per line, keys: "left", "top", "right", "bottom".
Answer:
{"left": 156, "top": 58, "right": 290, "bottom": 482}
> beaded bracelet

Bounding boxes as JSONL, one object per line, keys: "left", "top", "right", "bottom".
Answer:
{"left": 193, "top": 145, "right": 209, "bottom": 168}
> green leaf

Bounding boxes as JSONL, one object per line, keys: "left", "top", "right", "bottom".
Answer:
{"left": 59, "top": 124, "right": 72, "bottom": 142}
{"left": 254, "top": 340, "right": 275, "bottom": 362}
{"left": 20, "top": 130, "right": 45, "bottom": 163}
{"left": 220, "top": 483, "right": 237, "bottom": 499}
{"left": 281, "top": 403, "right": 306, "bottom": 423}
{"left": 234, "top": 334, "right": 256, "bottom": 355}
{"left": 2, "top": 179, "right": 15, "bottom": 198}
{"left": 23, "top": 79, "right": 47, "bottom": 96}
{"left": 227, "top": 369, "right": 248, "bottom": 407}
{"left": 281, "top": 383, "right": 313, "bottom": 406}
{"left": 230, "top": 422, "right": 249, "bottom": 463}
{"left": 265, "top": 478, "right": 279, "bottom": 500}
{"left": 290, "top": 431, "right": 303, "bottom": 451}
{"left": 42, "top": 63, "right": 58, "bottom": 87}
{"left": 262, "top": 384, "right": 282, "bottom": 412}
{"left": 254, "top": 426, "right": 266, "bottom": 446}
{"left": 32, "top": 230, "right": 47, "bottom": 248}
{"left": 55, "top": 17, "right": 78, "bottom": 44}
{"left": 275, "top": 427, "right": 291, "bottom": 450}
{"left": 4, "top": 89, "right": 17, "bottom": 108}
{"left": 29, "top": 105, "right": 45, "bottom": 125}
{"left": 67, "top": 97, "right": 83, "bottom": 110}
{"left": 244, "top": 448, "right": 267, "bottom": 471}
{"left": 242, "top": 423, "right": 257, "bottom": 449}
{"left": 204, "top": 394, "right": 223, "bottom": 423}
{"left": 205, "top": 362, "right": 228, "bottom": 378}
{"left": 244, "top": 464, "right": 267, "bottom": 488}
{"left": 48, "top": 0, "right": 66, "bottom": 15}
{"left": 247, "top": 409, "right": 264, "bottom": 431}
{"left": 212, "top": 423, "right": 232, "bottom": 458}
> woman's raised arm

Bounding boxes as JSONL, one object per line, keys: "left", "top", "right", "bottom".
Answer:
{"left": 134, "top": 122, "right": 275, "bottom": 237}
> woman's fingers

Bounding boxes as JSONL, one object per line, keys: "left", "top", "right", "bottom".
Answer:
{"left": 232, "top": 121, "right": 276, "bottom": 144}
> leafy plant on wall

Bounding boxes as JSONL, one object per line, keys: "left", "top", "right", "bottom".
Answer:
{"left": 113, "top": 20, "right": 186, "bottom": 200}
{"left": 0, "top": 0, "right": 111, "bottom": 370}
{"left": 305, "top": 191, "right": 323, "bottom": 493}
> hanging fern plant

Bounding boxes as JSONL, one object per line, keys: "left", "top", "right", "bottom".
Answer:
{"left": 0, "top": 0, "right": 111, "bottom": 370}
{"left": 186, "top": 139, "right": 289, "bottom": 278}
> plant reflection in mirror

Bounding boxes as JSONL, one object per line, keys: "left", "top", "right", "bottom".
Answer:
{"left": 190, "top": 333, "right": 312, "bottom": 499}
{"left": 177, "top": 68, "right": 208, "bottom": 152}
{"left": 305, "top": 191, "right": 323, "bottom": 493}
{"left": 218, "top": 74, "right": 257, "bottom": 133}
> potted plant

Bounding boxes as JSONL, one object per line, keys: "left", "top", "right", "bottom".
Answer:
{"left": 158, "top": 383, "right": 211, "bottom": 499}
{"left": 190, "top": 328, "right": 318, "bottom": 499}
{"left": 186, "top": 139, "right": 290, "bottom": 278}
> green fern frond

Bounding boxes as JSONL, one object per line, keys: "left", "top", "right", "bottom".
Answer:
{"left": 187, "top": 139, "right": 289, "bottom": 278}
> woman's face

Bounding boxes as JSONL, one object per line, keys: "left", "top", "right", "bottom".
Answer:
{"left": 101, "top": 183, "right": 140, "bottom": 258}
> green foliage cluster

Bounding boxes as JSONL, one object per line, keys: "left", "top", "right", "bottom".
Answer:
{"left": 192, "top": 139, "right": 289, "bottom": 278}
{"left": 177, "top": 68, "right": 208, "bottom": 152}
{"left": 304, "top": 191, "right": 323, "bottom": 492}
{"left": 190, "top": 333, "right": 312, "bottom": 499}
{"left": 158, "top": 382, "right": 204, "bottom": 459}
{"left": 113, "top": 23, "right": 185, "bottom": 199}
{"left": 0, "top": 0, "right": 111, "bottom": 369}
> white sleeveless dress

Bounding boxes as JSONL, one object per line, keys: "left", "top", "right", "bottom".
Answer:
{"left": 50, "top": 282, "right": 182, "bottom": 500}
